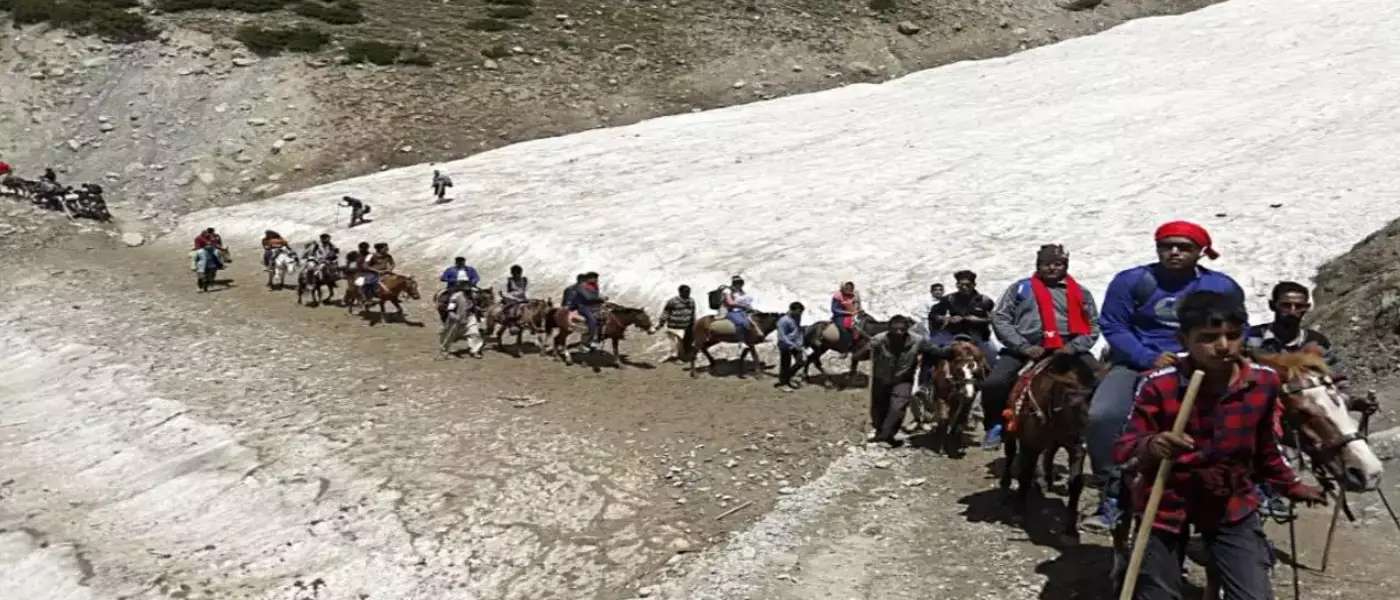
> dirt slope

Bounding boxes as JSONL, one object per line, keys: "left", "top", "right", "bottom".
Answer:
{"left": 1310, "top": 216, "right": 1400, "bottom": 376}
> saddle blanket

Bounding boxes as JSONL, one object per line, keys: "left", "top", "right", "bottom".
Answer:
{"left": 1003, "top": 359, "right": 1051, "bottom": 433}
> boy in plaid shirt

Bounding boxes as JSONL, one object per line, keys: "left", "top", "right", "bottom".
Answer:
{"left": 1113, "top": 291, "right": 1325, "bottom": 600}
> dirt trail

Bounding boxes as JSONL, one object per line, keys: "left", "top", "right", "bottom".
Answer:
{"left": 4, "top": 233, "right": 1395, "bottom": 600}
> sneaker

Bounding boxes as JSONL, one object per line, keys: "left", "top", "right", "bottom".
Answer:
{"left": 981, "top": 425, "right": 1004, "bottom": 450}
{"left": 1080, "top": 497, "right": 1122, "bottom": 532}
{"left": 1256, "top": 485, "right": 1289, "bottom": 518}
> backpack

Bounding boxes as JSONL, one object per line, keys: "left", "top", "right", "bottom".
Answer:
{"left": 707, "top": 286, "right": 725, "bottom": 310}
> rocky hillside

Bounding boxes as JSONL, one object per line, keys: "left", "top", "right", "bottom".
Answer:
{"left": 1310, "top": 216, "right": 1400, "bottom": 376}
{"left": 1, "top": 0, "right": 1220, "bottom": 238}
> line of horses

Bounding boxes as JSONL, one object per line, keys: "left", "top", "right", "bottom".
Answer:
{"left": 1, "top": 176, "right": 112, "bottom": 221}
{"left": 233, "top": 246, "right": 1384, "bottom": 597}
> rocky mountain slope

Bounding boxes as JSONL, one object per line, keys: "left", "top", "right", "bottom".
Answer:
{"left": 1, "top": 0, "right": 1220, "bottom": 239}
{"left": 1311, "top": 215, "right": 1400, "bottom": 376}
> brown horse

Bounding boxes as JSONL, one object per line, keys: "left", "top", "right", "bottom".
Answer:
{"left": 916, "top": 339, "right": 990, "bottom": 455}
{"left": 486, "top": 298, "right": 555, "bottom": 355}
{"left": 801, "top": 312, "right": 890, "bottom": 389}
{"left": 998, "top": 352, "right": 1098, "bottom": 539}
{"left": 547, "top": 303, "right": 654, "bottom": 367}
{"left": 344, "top": 272, "right": 421, "bottom": 323}
{"left": 689, "top": 311, "right": 782, "bottom": 378}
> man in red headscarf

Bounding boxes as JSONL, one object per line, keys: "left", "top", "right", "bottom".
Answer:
{"left": 1081, "top": 220, "right": 1246, "bottom": 531}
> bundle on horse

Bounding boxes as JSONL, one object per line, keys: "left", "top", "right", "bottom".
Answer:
{"left": 344, "top": 272, "right": 421, "bottom": 323}
{"left": 0, "top": 175, "right": 38, "bottom": 198}
{"left": 997, "top": 351, "right": 1098, "bottom": 539}
{"left": 547, "top": 302, "right": 654, "bottom": 367}
{"left": 912, "top": 337, "right": 990, "bottom": 455}
{"left": 438, "top": 286, "right": 495, "bottom": 357}
{"left": 296, "top": 258, "right": 340, "bottom": 305}
{"left": 486, "top": 298, "right": 554, "bottom": 355}
{"left": 1108, "top": 347, "right": 1384, "bottom": 595}
{"left": 801, "top": 311, "right": 890, "bottom": 388}
{"left": 689, "top": 311, "right": 782, "bottom": 378}
{"left": 267, "top": 246, "right": 300, "bottom": 290}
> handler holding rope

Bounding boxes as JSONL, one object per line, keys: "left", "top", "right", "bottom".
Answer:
{"left": 1113, "top": 290, "right": 1326, "bottom": 600}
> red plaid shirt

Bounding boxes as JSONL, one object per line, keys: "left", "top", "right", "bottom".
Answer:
{"left": 1112, "top": 360, "right": 1304, "bottom": 534}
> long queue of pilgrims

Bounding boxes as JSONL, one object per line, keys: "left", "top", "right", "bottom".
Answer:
{"left": 189, "top": 218, "right": 1383, "bottom": 600}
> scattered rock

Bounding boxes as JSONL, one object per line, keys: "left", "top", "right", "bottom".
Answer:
{"left": 247, "top": 118, "right": 268, "bottom": 127}
{"left": 897, "top": 21, "right": 922, "bottom": 35}
{"left": 232, "top": 57, "right": 259, "bottom": 67}
{"left": 121, "top": 232, "right": 145, "bottom": 247}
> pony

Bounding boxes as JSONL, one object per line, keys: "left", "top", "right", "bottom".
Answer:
{"left": 296, "top": 258, "right": 339, "bottom": 306}
{"left": 998, "top": 352, "right": 1098, "bottom": 539}
{"left": 438, "top": 287, "right": 495, "bottom": 357}
{"left": 801, "top": 311, "right": 890, "bottom": 389}
{"left": 914, "top": 338, "right": 990, "bottom": 455}
{"left": 689, "top": 311, "right": 783, "bottom": 378}
{"left": 344, "top": 272, "right": 421, "bottom": 323}
{"left": 547, "top": 303, "right": 654, "bottom": 367}
{"left": 267, "top": 246, "right": 299, "bottom": 290}
{"left": 193, "top": 245, "right": 224, "bottom": 293}
{"left": 486, "top": 298, "right": 554, "bottom": 356}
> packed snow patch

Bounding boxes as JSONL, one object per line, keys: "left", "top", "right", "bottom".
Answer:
{"left": 177, "top": 0, "right": 1400, "bottom": 324}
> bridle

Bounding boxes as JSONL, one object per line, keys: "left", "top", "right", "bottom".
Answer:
{"left": 1278, "top": 371, "right": 1369, "bottom": 467}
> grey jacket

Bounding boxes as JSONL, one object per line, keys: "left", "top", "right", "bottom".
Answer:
{"left": 870, "top": 332, "right": 945, "bottom": 384}
{"left": 991, "top": 277, "right": 1101, "bottom": 355}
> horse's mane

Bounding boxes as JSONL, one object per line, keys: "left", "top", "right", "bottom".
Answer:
{"left": 610, "top": 305, "right": 645, "bottom": 315}
{"left": 1254, "top": 351, "right": 1329, "bottom": 380}
{"left": 949, "top": 340, "right": 982, "bottom": 358}
{"left": 751, "top": 311, "right": 781, "bottom": 319}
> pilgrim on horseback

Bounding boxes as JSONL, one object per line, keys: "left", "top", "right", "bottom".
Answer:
{"left": 658, "top": 284, "right": 698, "bottom": 362}
{"left": 929, "top": 270, "right": 998, "bottom": 363}
{"left": 261, "top": 230, "right": 290, "bottom": 271}
{"left": 707, "top": 275, "right": 746, "bottom": 317}
{"left": 868, "top": 315, "right": 950, "bottom": 447}
{"left": 562, "top": 273, "right": 586, "bottom": 307}
{"left": 1086, "top": 220, "right": 1246, "bottom": 531}
{"left": 1112, "top": 290, "right": 1325, "bottom": 600}
{"left": 191, "top": 227, "right": 226, "bottom": 271}
{"left": 499, "top": 265, "right": 529, "bottom": 319}
{"left": 912, "top": 282, "right": 946, "bottom": 338}
{"left": 437, "top": 257, "right": 480, "bottom": 321}
{"left": 830, "top": 281, "right": 864, "bottom": 352}
{"left": 720, "top": 277, "right": 755, "bottom": 339}
{"left": 983, "top": 244, "right": 1102, "bottom": 449}
{"left": 360, "top": 242, "right": 396, "bottom": 300}
{"left": 302, "top": 233, "right": 339, "bottom": 263}
{"left": 570, "top": 272, "right": 608, "bottom": 351}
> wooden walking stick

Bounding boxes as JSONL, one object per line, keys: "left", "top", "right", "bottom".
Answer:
{"left": 1119, "top": 369, "right": 1206, "bottom": 600}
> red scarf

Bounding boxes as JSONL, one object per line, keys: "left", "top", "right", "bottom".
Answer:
{"left": 1030, "top": 274, "right": 1091, "bottom": 350}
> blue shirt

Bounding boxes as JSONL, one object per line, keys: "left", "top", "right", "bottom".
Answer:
{"left": 440, "top": 265, "right": 479, "bottom": 286}
{"left": 777, "top": 314, "right": 804, "bottom": 349}
{"left": 1100, "top": 263, "right": 1246, "bottom": 370}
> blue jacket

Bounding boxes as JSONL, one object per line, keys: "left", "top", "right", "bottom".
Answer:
{"left": 777, "top": 314, "right": 804, "bottom": 349}
{"left": 1100, "top": 263, "right": 1246, "bottom": 370}
{"left": 440, "top": 265, "right": 479, "bottom": 286}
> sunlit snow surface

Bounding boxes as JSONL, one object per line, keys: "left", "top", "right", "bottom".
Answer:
{"left": 178, "top": 0, "right": 1400, "bottom": 322}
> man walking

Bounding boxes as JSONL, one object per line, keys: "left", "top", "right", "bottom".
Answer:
{"left": 659, "top": 285, "right": 698, "bottom": 362}
{"left": 775, "top": 302, "right": 807, "bottom": 391}
{"left": 868, "top": 315, "right": 949, "bottom": 446}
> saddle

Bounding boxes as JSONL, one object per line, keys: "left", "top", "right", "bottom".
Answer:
{"left": 567, "top": 310, "right": 589, "bottom": 327}
{"left": 819, "top": 322, "right": 862, "bottom": 346}
{"left": 1003, "top": 357, "right": 1054, "bottom": 433}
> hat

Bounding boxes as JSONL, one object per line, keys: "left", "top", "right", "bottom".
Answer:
{"left": 1036, "top": 244, "right": 1068, "bottom": 265}
{"left": 1155, "top": 221, "right": 1219, "bottom": 260}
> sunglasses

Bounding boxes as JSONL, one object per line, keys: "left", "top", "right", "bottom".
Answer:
{"left": 1156, "top": 241, "right": 1201, "bottom": 252}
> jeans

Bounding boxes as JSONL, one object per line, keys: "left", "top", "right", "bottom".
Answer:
{"left": 361, "top": 273, "right": 379, "bottom": 300}
{"left": 578, "top": 306, "right": 598, "bottom": 344}
{"left": 1133, "top": 514, "right": 1274, "bottom": 600}
{"left": 835, "top": 319, "right": 854, "bottom": 350}
{"left": 726, "top": 311, "right": 748, "bottom": 338}
{"left": 1087, "top": 365, "right": 1145, "bottom": 481}
{"left": 981, "top": 352, "right": 1027, "bottom": 431}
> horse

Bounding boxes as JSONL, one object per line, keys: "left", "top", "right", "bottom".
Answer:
{"left": 486, "top": 298, "right": 554, "bottom": 355}
{"left": 193, "top": 246, "right": 224, "bottom": 292}
{"left": 267, "top": 246, "right": 299, "bottom": 290}
{"left": 1108, "top": 347, "right": 1385, "bottom": 594}
{"left": 689, "top": 311, "right": 782, "bottom": 378}
{"left": 997, "top": 352, "right": 1098, "bottom": 540}
{"left": 438, "top": 287, "right": 495, "bottom": 357}
{"left": 0, "top": 175, "right": 38, "bottom": 198}
{"left": 913, "top": 338, "right": 990, "bottom": 455}
{"left": 801, "top": 311, "right": 890, "bottom": 388}
{"left": 547, "top": 303, "right": 654, "bottom": 367}
{"left": 296, "top": 258, "right": 339, "bottom": 306}
{"left": 344, "top": 272, "right": 421, "bottom": 323}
